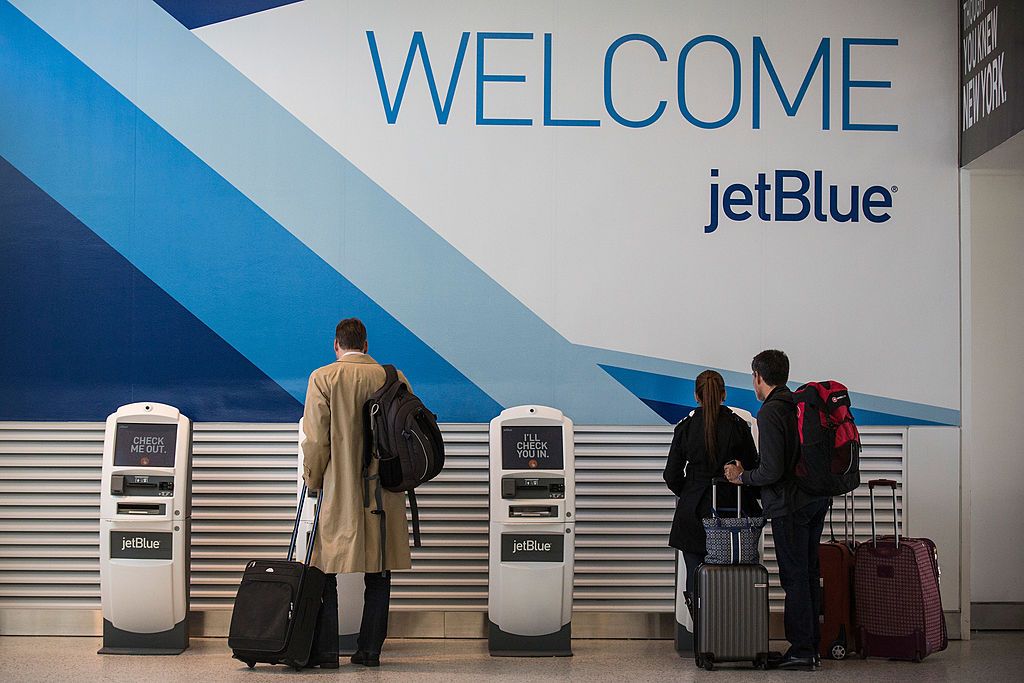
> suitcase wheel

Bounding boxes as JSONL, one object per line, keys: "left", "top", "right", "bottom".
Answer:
{"left": 830, "top": 642, "right": 847, "bottom": 660}
{"left": 243, "top": 660, "right": 255, "bottom": 669}
{"left": 697, "top": 654, "right": 714, "bottom": 671}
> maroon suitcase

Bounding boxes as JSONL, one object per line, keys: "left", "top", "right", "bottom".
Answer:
{"left": 854, "top": 479, "right": 947, "bottom": 662}
{"left": 818, "top": 493, "right": 858, "bottom": 660}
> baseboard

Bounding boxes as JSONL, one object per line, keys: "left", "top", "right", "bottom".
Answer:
{"left": 972, "top": 602, "right": 1024, "bottom": 630}
{"left": 0, "top": 608, "right": 971, "bottom": 638}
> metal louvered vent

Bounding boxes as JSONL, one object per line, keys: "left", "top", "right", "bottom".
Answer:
{"left": 0, "top": 422, "right": 905, "bottom": 617}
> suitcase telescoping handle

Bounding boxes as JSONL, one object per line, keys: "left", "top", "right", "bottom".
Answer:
{"left": 711, "top": 476, "right": 742, "bottom": 518}
{"left": 286, "top": 482, "right": 323, "bottom": 565}
{"left": 868, "top": 478, "right": 899, "bottom": 548}
{"left": 828, "top": 491, "right": 857, "bottom": 546}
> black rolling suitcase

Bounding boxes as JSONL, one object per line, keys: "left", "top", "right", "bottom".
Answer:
{"left": 693, "top": 481, "right": 770, "bottom": 671}
{"left": 229, "top": 484, "right": 327, "bottom": 670}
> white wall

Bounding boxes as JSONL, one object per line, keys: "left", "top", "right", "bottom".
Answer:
{"left": 968, "top": 172, "right": 1024, "bottom": 603}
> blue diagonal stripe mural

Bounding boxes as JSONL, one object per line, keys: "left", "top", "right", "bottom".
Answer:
{"left": 0, "top": 0, "right": 961, "bottom": 426}
{"left": 0, "top": 0, "right": 500, "bottom": 422}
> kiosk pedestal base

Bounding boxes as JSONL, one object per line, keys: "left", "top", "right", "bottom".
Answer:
{"left": 488, "top": 621, "right": 572, "bottom": 657}
{"left": 98, "top": 618, "right": 188, "bottom": 655}
{"left": 339, "top": 633, "right": 358, "bottom": 656}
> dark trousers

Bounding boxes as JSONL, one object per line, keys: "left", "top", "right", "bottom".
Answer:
{"left": 357, "top": 570, "right": 392, "bottom": 654}
{"left": 682, "top": 550, "right": 704, "bottom": 595}
{"left": 771, "top": 499, "right": 829, "bottom": 657}
{"left": 312, "top": 571, "right": 392, "bottom": 660}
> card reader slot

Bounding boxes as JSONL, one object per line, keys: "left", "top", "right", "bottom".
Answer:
{"left": 116, "top": 502, "right": 165, "bottom": 515}
{"left": 509, "top": 505, "right": 558, "bottom": 517}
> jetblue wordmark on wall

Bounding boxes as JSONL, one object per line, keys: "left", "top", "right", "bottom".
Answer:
{"left": 703, "top": 169, "right": 895, "bottom": 233}
{"left": 501, "top": 426, "right": 564, "bottom": 470}
{"left": 500, "top": 534, "right": 564, "bottom": 563}
{"left": 110, "top": 532, "right": 173, "bottom": 560}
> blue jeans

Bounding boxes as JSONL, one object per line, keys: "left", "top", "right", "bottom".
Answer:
{"left": 771, "top": 498, "right": 829, "bottom": 657}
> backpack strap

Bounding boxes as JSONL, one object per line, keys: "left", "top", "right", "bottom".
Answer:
{"left": 408, "top": 490, "right": 422, "bottom": 548}
{"left": 382, "top": 363, "right": 398, "bottom": 387}
{"left": 368, "top": 472, "right": 387, "bottom": 571}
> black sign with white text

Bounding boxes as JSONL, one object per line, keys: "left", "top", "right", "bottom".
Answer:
{"left": 500, "top": 533, "right": 564, "bottom": 562}
{"left": 961, "top": 0, "right": 1024, "bottom": 164}
{"left": 501, "top": 425, "right": 563, "bottom": 470}
{"left": 110, "top": 531, "right": 173, "bottom": 560}
{"left": 113, "top": 423, "right": 178, "bottom": 467}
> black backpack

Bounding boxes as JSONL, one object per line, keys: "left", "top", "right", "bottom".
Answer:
{"left": 363, "top": 365, "right": 445, "bottom": 550}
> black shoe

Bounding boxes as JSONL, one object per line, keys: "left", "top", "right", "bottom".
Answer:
{"left": 350, "top": 650, "right": 381, "bottom": 667}
{"left": 769, "top": 654, "right": 816, "bottom": 671}
{"left": 311, "top": 659, "right": 339, "bottom": 669}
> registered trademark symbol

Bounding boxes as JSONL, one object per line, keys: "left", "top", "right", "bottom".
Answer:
{"left": 891, "top": 185, "right": 898, "bottom": 193}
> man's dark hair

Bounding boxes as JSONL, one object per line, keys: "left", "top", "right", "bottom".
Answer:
{"left": 751, "top": 349, "right": 789, "bottom": 387}
{"left": 335, "top": 317, "right": 367, "bottom": 350}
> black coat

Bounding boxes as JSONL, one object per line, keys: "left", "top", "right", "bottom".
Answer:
{"left": 664, "top": 406, "right": 762, "bottom": 555}
{"left": 739, "top": 385, "right": 822, "bottom": 518}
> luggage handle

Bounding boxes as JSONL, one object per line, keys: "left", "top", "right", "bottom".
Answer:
{"left": 867, "top": 478, "right": 899, "bottom": 548}
{"left": 710, "top": 476, "right": 741, "bottom": 519}
{"left": 287, "top": 482, "right": 323, "bottom": 565}
{"left": 827, "top": 491, "right": 857, "bottom": 546}
{"left": 828, "top": 491, "right": 856, "bottom": 546}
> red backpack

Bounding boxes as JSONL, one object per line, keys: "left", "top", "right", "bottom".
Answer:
{"left": 793, "top": 381, "right": 861, "bottom": 496}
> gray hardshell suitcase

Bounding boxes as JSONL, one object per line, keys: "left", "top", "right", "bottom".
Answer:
{"left": 693, "top": 484, "right": 770, "bottom": 670}
{"left": 694, "top": 564, "right": 770, "bottom": 670}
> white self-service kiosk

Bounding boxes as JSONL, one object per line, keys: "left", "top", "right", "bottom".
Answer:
{"left": 98, "top": 402, "right": 192, "bottom": 654}
{"left": 295, "top": 419, "right": 363, "bottom": 655}
{"left": 674, "top": 405, "right": 758, "bottom": 654}
{"left": 488, "top": 406, "right": 574, "bottom": 657}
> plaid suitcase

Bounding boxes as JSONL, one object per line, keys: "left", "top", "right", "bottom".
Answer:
{"left": 854, "top": 479, "right": 947, "bottom": 662}
{"left": 229, "top": 484, "right": 328, "bottom": 670}
{"left": 818, "top": 493, "right": 858, "bottom": 660}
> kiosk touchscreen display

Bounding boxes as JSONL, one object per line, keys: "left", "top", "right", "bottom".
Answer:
{"left": 501, "top": 425, "right": 563, "bottom": 470}
{"left": 113, "top": 423, "right": 178, "bottom": 467}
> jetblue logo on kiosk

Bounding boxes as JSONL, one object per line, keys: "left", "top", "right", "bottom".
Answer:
{"left": 110, "top": 531, "right": 172, "bottom": 560}
{"left": 512, "top": 538, "right": 552, "bottom": 554}
{"left": 704, "top": 169, "right": 895, "bottom": 233}
{"left": 501, "top": 533, "right": 563, "bottom": 562}
{"left": 122, "top": 536, "right": 161, "bottom": 551}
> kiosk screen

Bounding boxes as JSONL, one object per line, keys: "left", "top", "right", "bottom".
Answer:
{"left": 501, "top": 426, "right": 563, "bottom": 470}
{"left": 114, "top": 423, "right": 178, "bottom": 467}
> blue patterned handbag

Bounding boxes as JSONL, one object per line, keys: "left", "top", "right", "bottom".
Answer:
{"left": 703, "top": 480, "right": 765, "bottom": 565}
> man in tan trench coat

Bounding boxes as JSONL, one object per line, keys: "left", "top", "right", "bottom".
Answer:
{"left": 301, "top": 318, "right": 412, "bottom": 667}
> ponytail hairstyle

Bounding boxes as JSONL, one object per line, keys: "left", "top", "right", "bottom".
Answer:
{"left": 694, "top": 370, "right": 726, "bottom": 467}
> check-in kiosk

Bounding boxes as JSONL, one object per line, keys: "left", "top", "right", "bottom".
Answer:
{"left": 674, "top": 405, "right": 758, "bottom": 654}
{"left": 488, "top": 406, "right": 574, "bottom": 656}
{"left": 295, "top": 419, "right": 363, "bottom": 655}
{"left": 99, "top": 403, "right": 192, "bottom": 654}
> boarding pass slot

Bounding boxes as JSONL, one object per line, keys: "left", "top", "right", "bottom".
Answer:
{"left": 509, "top": 505, "right": 558, "bottom": 518}
{"left": 116, "top": 502, "right": 165, "bottom": 515}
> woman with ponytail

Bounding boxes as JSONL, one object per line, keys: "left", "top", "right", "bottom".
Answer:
{"left": 663, "top": 370, "right": 761, "bottom": 615}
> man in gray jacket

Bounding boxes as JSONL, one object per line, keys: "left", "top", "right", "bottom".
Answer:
{"left": 726, "top": 350, "right": 828, "bottom": 671}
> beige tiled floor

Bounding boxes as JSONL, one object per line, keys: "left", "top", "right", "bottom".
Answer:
{"left": 3, "top": 633, "right": 1023, "bottom": 682}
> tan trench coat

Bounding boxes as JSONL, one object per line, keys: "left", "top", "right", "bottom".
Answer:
{"left": 301, "top": 354, "right": 412, "bottom": 574}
